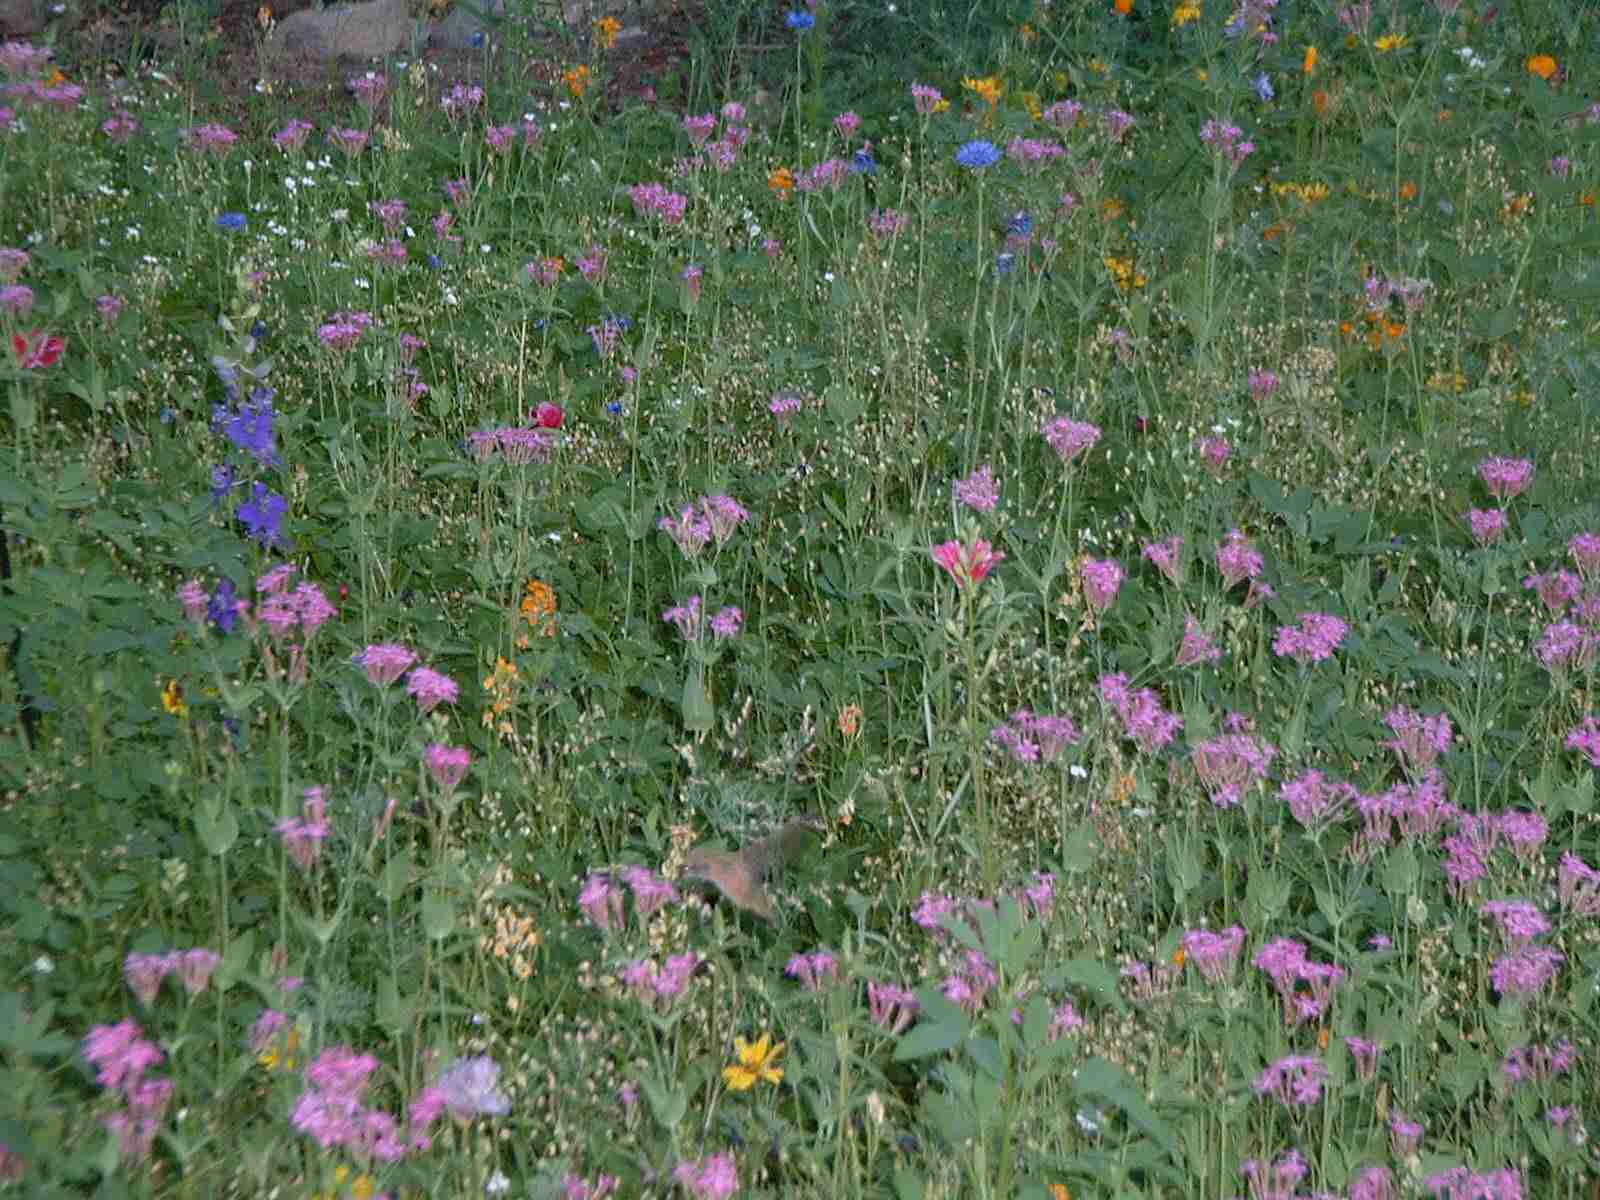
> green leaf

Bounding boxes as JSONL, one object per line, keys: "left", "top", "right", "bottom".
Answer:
{"left": 1073, "top": 1056, "right": 1182, "bottom": 1164}
{"left": 894, "top": 1016, "right": 966, "bottom": 1062}
{"left": 680, "top": 669, "right": 714, "bottom": 734}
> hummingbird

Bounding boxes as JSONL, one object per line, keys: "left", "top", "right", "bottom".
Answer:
{"left": 680, "top": 818, "right": 825, "bottom": 923}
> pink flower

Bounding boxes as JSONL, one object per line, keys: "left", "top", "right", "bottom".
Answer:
{"left": 424, "top": 744, "right": 472, "bottom": 794}
{"left": 358, "top": 643, "right": 416, "bottom": 686}
{"left": 124, "top": 953, "right": 176, "bottom": 1007}
{"left": 832, "top": 110, "right": 861, "bottom": 138}
{"left": 1280, "top": 770, "right": 1351, "bottom": 831}
{"left": 179, "top": 579, "right": 209, "bottom": 623}
{"left": 1098, "top": 673, "right": 1182, "bottom": 752}
{"left": 578, "top": 872, "right": 625, "bottom": 931}
{"left": 1478, "top": 455, "right": 1535, "bottom": 500}
{"left": 867, "top": 982, "right": 919, "bottom": 1032}
{"left": 1490, "top": 946, "right": 1564, "bottom": 996}
{"left": 1569, "top": 531, "right": 1600, "bottom": 578}
{"left": 1273, "top": 612, "right": 1349, "bottom": 664}
{"left": 1191, "top": 731, "right": 1276, "bottom": 808}
{"left": 1248, "top": 369, "right": 1279, "bottom": 401}
{"left": 1196, "top": 435, "right": 1232, "bottom": 476}
{"left": 1080, "top": 557, "right": 1124, "bottom": 615}
{"left": 1467, "top": 507, "right": 1508, "bottom": 545}
{"left": 1042, "top": 417, "right": 1101, "bottom": 465}
{"left": 406, "top": 666, "right": 460, "bottom": 713}
{"left": 1141, "top": 536, "right": 1184, "bottom": 584}
{"left": 910, "top": 83, "right": 943, "bottom": 114}
{"left": 177, "top": 948, "right": 222, "bottom": 995}
{"left": 1182, "top": 925, "right": 1246, "bottom": 983}
{"left": 1176, "top": 615, "right": 1222, "bottom": 667}
{"left": 1253, "top": 1055, "right": 1328, "bottom": 1106}
{"left": 535, "top": 402, "right": 565, "bottom": 429}
{"left": 1383, "top": 706, "right": 1453, "bottom": 773}
{"left": 673, "top": 1153, "right": 737, "bottom": 1200}
{"left": 931, "top": 539, "right": 1005, "bottom": 588}
{"left": 348, "top": 73, "right": 387, "bottom": 108}
{"left": 953, "top": 465, "right": 999, "bottom": 512}
{"left": 1216, "top": 529, "right": 1263, "bottom": 588}
{"left": 84, "top": 1020, "right": 164, "bottom": 1093}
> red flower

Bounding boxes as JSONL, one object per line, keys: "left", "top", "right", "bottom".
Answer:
{"left": 535, "top": 402, "right": 564, "bottom": 429}
{"left": 12, "top": 330, "right": 65, "bottom": 368}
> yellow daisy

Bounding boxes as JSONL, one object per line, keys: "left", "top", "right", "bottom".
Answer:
{"left": 722, "top": 1032, "right": 785, "bottom": 1091}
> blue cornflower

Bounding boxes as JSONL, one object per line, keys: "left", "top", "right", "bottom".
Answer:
{"left": 955, "top": 140, "right": 1001, "bottom": 169}
{"left": 1008, "top": 210, "right": 1034, "bottom": 237}
{"left": 428, "top": 254, "right": 444, "bottom": 269}
{"left": 852, "top": 149, "right": 877, "bottom": 174}
{"left": 159, "top": 406, "right": 177, "bottom": 425}
{"left": 1254, "top": 72, "right": 1274, "bottom": 101}
{"left": 207, "top": 578, "right": 240, "bottom": 633}
{"left": 238, "top": 482, "right": 288, "bottom": 548}
{"left": 470, "top": 30, "right": 486, "bottom": 47}
{"left": 215, "top": 212, "right": 247, "bottom": 232}
{"left": 995, "top": 252, "right": 1017, "bottom": 276}
{"left": 607, "top": 400, "right": 624, "bottom": 415}
{"left": 250, "top": 319, "right": 269, "bottom": 341}
{"left": 786, "top": 9, "right": 814, "bottom": 30}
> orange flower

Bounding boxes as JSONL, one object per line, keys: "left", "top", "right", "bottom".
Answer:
{"left": 962, "top": 75, "right": 1003, "bottom": 106}
{"left": 1526, "top": 54, "right": 1557, "bottom": 80}
{"left": 594, "top": 15, "right": 621, "bottom": 49}
{"left": 563, "top": 64, "right": 591, "bottom": 97}
{"left": 1101, "top": 197, "right": 1125, "bottom": 221}
{"left": 519, "top": 579, "right": 558, "bottom": 641}
{"left": 1113, "top": 0, "right": 1132, "bottom": 14}
{"left": 1312, "top": 88, "right": 1330, "bottom": 117}
{"left": 768, "top": 165, "right": 794, "bottom": 195}
{"left": 1302, "top": 46, "right": 1318, "bottom": 74}
{"left": 1398, "top": 181, "right": 1418, "bottom": 201}
{"left": 1171, "top": 946, "right": 1188, "bottom": 968}
{"left": 1318, "top": 1027, "right": 1331, "bottom": 1051}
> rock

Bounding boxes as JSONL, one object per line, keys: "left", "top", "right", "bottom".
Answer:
{"left": 268, "top": 0, "right": 415, "bottom": 60}
{"left": 427, "top": 0, "right": 504, "bottom": 51}
{"left": 0, "top": 0, "right": 45, "bottom": 38}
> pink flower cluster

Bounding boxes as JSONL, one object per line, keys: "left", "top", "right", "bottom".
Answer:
{"left": 123, "top": 948, "right": 222, "bottom": 1007}
{"left": 1080, "top": 556, "right": 1125, "bottom": 616}
{"left": 1558, "top": 851, "right": 1600, "bottom": 915}
{"left": 990, "top": 708, "right": 1080, "bottom": 764}
{"left": 1191, "top": 729, "right": 1276, "bottom": 808}
{"left": 1383, "top": 705, "right": 1454, "bottom": 773}
{"left": 579, "top": 866, "right": 680, "bottom": 933}
{"left": 291, "top": 1045, "right": 463, "bottom": 1160}
{"left": 662, "top": 596, "right": 744, "bottom": 640}
{"left": 1272, "top": 611, "right": 1349, "bottom": 664}
{"left": 1254, "top": 937, "right": 1346, "bottom": 1026}
{"left": 1280, "top": 769, "right": 1354, "bottom": 832}
{"left": 1199, "top": 118, "right": 1254, "bottom": 167}
{"left": 83, "top": 1020, "right": 172, "bottom": 1164}
{"left": 1478, "top": 455, "right": 1535, "bottom": 501}
{"left": 627, "top": 181, "right": 689, "bottom": 224}
{"left": 673, "top": 1153, "right": 737, "bottom": 1200}
{"left": 1041, "top": 416, "right": 1101, "bottom": 465}
{"left": 317, "top": 309, "right": 375, "bottom": 351}
{"left": 1098, "top": 673, "right": 1182, "bottom": 752}
{"left": 466, "top": 426, "right": 557, "bottom": 464}
{"left": 277, "top": 785, "right": 331, "bottom": 870}
{"left": 658, "top": 494, "right": 751, "bottom": 556}
{"left": 867, "top": 981, "right": 920, "bottom": 1032}
{"left": 1141, "top": 535, "right": 1184, "bottom": 584}
{"left": 1252, "top": 1054, "right": 1328, "bottom": 1107}
{"left": 785, "top": 949, "right": 840, "bottom": 991}
{"left": 1181, "top": 925, "right": 1246, "bottom": 983}
{"left": 953, "top": 464, "right": 999, "bottom": 512}
{"left": 355, "top": 644, "right": 459, "bottom": 715}
{"left": 620, "top": 952, "right": 703, "bottom": 1009}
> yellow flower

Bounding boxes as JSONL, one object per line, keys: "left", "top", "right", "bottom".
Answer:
{"left": 1049, "top": 1188, "right": 1072, "bottom": 1200}
{"left": 768, "top": 165, "right": 795, "bottom": 195}
{"left": 1020, "top": 20, "right": 1038, "bottom": 39}
{"left": 563, "top": 64, "right": 591, "bottom": 97}
{"left": 723, "top": 1032, "right": 785, "bottom": 1091}
{"left": 258, "top": 1025, "right": 302, "bottom": 1072}
{"left": 1272, "top": 181, "right": 1329, "bottom": 204}
{"left": 1373, "top": 33, "right": 1407, "bottom": 52}
{"left": 161, "top": 679, "right": 188, "bottom": 718}
{"left": 932, "top": 98, "right": 950, "bottom": 113}
{"left": 1525, "top": 54, "right": 1557, "bottom": 80}
{"left": 1302, "top": 45, "right": 1317, "bottom": 74}
{"left": 595, "top": 15, "right": 621, "bottom": 49}
{"left": 1426, "top": 370, "right": 1468, "bottom": 394}
{"left": 519, "top": 579, "right": 558, "bottom": 640}
{"left": 1171, "top": 2, "right": 1201, "bottom": 27}
{"left": 1103, "top": 255, "right": 1146, "bottom": 290}
{"left": 1021, "top": 90, "right": 1042, "bottom": 120}
{"left": 963, "top": 75, "right": 1003, "bottom": 106}
{"left": 1101, "top": 197, "right": 1125, "bottom": 221}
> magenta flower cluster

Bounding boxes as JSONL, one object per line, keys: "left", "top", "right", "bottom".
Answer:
{"left": 1099, "top": 673, "right": 1183, "bottom": 752}
{"left": 579, "top": 866, "right": 680, "bottom": 933}
{"left": 83, "top": 1020, "right": 172, "bottom": 1164}
{"left": 1255, "top": 937, "right": 1347, "bottom": 1026}
{"left": 991, "top": 709, "right": 1080, "bottom": 764}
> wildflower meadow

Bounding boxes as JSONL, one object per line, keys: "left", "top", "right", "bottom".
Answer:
{"left": 1, "top": 0, "right": 1599, "bottom": 1196}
